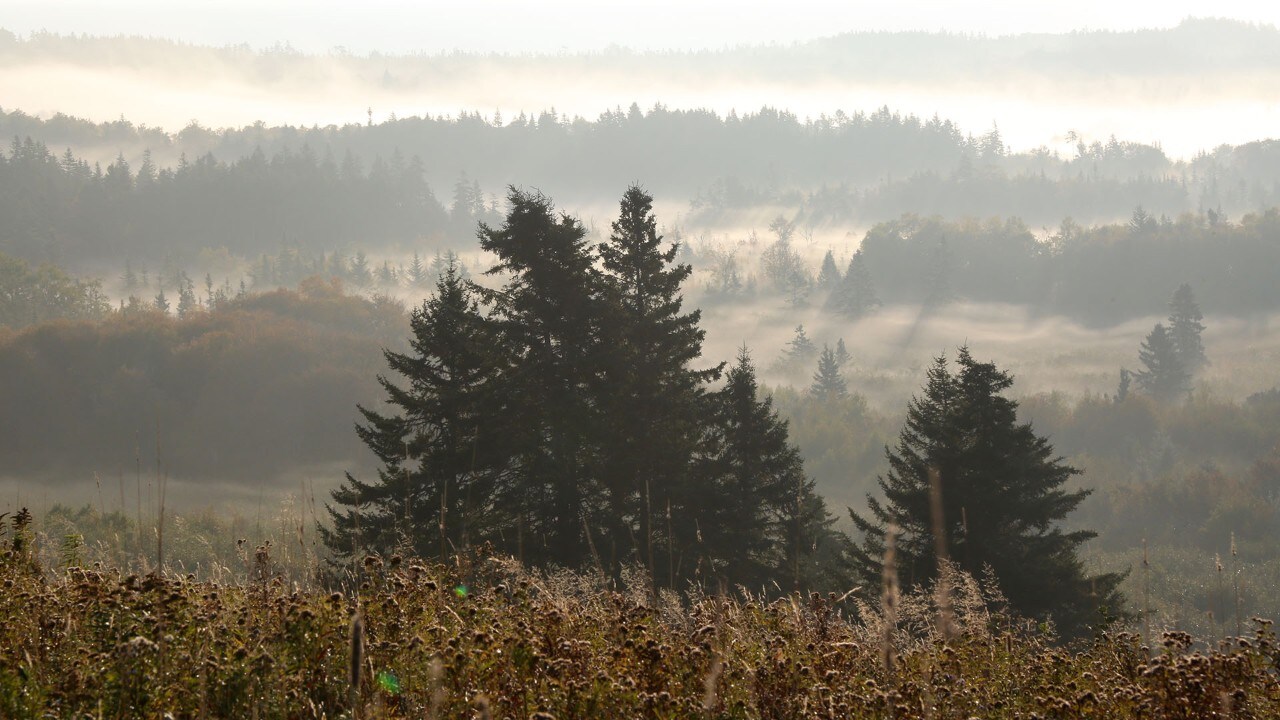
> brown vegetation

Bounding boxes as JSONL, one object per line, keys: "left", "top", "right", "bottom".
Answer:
{"left": 3, "top": 512, "right": 1278, "bottom": 719}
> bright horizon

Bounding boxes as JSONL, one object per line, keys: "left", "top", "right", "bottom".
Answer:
{"left": 5, "top": 1, "right": 1280, "bottom": 54}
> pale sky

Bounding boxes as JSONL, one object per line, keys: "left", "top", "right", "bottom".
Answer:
{"left": 5, "top": 0, "right": 1280, "bottom": 54}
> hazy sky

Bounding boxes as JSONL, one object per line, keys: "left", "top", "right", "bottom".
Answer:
{"left": 6, "top": 1, "right": 1280, "bottom": 53}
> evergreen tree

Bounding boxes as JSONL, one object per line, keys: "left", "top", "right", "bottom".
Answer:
{"left": 376, "top": 260, "right": 397, "bottom": 288}
{"left": 176, "top": 273, "right": 197, "bottom": 318}
{"left": 782, "top": 324, "right": 818, "bottom": 367}
{"left": 826, "top": 248, "right": 879, "bottom": 317}
{"left": 1167, "top": 283, "right": 1207, "bottom": 372}
{"left": 810, "top": 344, "right": 848, "bottom": 400}
{"left": 476, "top": 188, "right": 606, "bottom": 568}
{"left": 1115, "top": 368, "right": 1132, "bottom": 403}
{"left": 450, "top": 172, "right": 480, "bottom": 225}
{"left": 834, "top": 338, "right": 851, "bottom": 367}
{"left": 324, "top": 258, "right": 501, "bottom": 560}
{"left": 153, "top": 288, "right": 170, "bottom": 314}
{"left": 406, "top": 251, "right": 427, "bottom": 288}
{"left": 595, "top": 185, "right": 721, "bottom": 580}
{"left": 349, "top": 251, "right": 372, "bottom": 287}
{"left": 429, "top": 250, "right": 468, "bottom": 284}
{"left": 136, "top": 149, "right": 157, "bottom": 190}
{"left": 698, "top": 348, "right": 852, "bottom": 590}
{"left": 1129, "top": 205, "right": 1156, "bottom": 235}
{"left": 849, "top": 348, "right": 1125, "bottom": 638}
{"left": 783, "top": 479, "right": 857, "bottom": 593}
{"left": 1134, "top": 323, "right": 1191, "bottom": 403}
{"left": 816, "top": 249, "right": 842, "bottom": 289}
{"left": 122, "top": 261, "right": 138, "bottom": 291}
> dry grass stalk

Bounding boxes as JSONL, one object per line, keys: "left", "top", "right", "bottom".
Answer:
{"left": 881, "top": 522, "right": 900, "bottom": 673}
{"left": 927, "top": 467, "right": 955, "bottom": 640}
{"left": 349, "top": 608, "right": 365, "bottom": 719}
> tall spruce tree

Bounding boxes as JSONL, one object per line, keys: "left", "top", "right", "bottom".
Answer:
{"left": 1134, "top": 323, "right": 1191, "bottom": 403}
{"left": 406, "top": 251, "right": 427, "bottom": 288}
{"left": 595, "top": 185, "right": 721, "bottom": 579}
{"left": 1167, "top": 283, "right": 1207, "bottom": 372}
{"left": 834, "top": 338, "right": 851, "bottom": 367}
{"left": 695, "top": 348, "right": 853, "bottom": 590}
{"left": 810, "top": 344, "right": 848, "bottom": 400}
{"left": 826, "top": 248, "right": 879, "bottom": 317}
{"left": 816, "top": 249, "right": 842, "bottom": 290}
{"left": 477, "top": 188, "right": 606, "bottom": 568}
{"left": 849, "top": 348, "right": 1124, "bottom": 638}
{"left": 323, "top": 258, "right": 502, "bottom": 560}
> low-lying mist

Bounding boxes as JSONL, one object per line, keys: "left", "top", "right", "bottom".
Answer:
{"left": 698, "top": 301, "right": 1280, "bottom": 408}
{"left": 5, "top": 21, "right": 1280, "bottom": 163}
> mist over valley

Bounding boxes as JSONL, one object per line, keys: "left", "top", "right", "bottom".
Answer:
{"left": 3, "top": 12, "right": 1280, "bottom": 713}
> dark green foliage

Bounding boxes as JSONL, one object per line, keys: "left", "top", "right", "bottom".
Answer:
{"left": 1135, "top": 323, "right": 1191, "bottom": 403}
{"left": 324, "top": 188, "right": 851, "bottom": 591}
{"left": 697, "top": 349, "right": 851, "bottom": 589}
{"left": 850, "top": 348, "right": 1125, "bottom": 638}
{"left": 324, "top": 259, "right": 501, "bottom": 561}
{"left": 810, "top": 345, "right": 848, "bottom": 401}
{"left": 594, "top": 185, "right": 721, "bottom": 578}
{"left": 475, "top": 188, "right": 606, "bottom": 569}
{"left": 1167, "top": 283, "right": 1207, "bottom": 372}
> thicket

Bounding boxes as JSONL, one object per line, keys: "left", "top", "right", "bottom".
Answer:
{"left": 0, "top": 249, "right": 110, "bottom": 327}
{"left": 0, "top": 278, "right": 406, "bottom": 479}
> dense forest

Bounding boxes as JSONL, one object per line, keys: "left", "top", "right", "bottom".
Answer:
{"left": 5, "top": 105, "right": 1280, "bottom": 225}
{"left": 4, "top": 132, "right": 1280, "bottom": 328}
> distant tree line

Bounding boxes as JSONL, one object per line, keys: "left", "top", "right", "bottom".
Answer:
{"left": 0, "top": 136, "right": 460, "bottom": 266}
{"left": 6, "top": 105, "right": 1278, "bottom": 236}
{"left": 796, "top": 210, "right": 1280, "bottom": 324}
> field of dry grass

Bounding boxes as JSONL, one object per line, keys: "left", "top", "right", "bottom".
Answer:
{"left": 3, "top": 507, "right": 1279, "bottom": 719}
